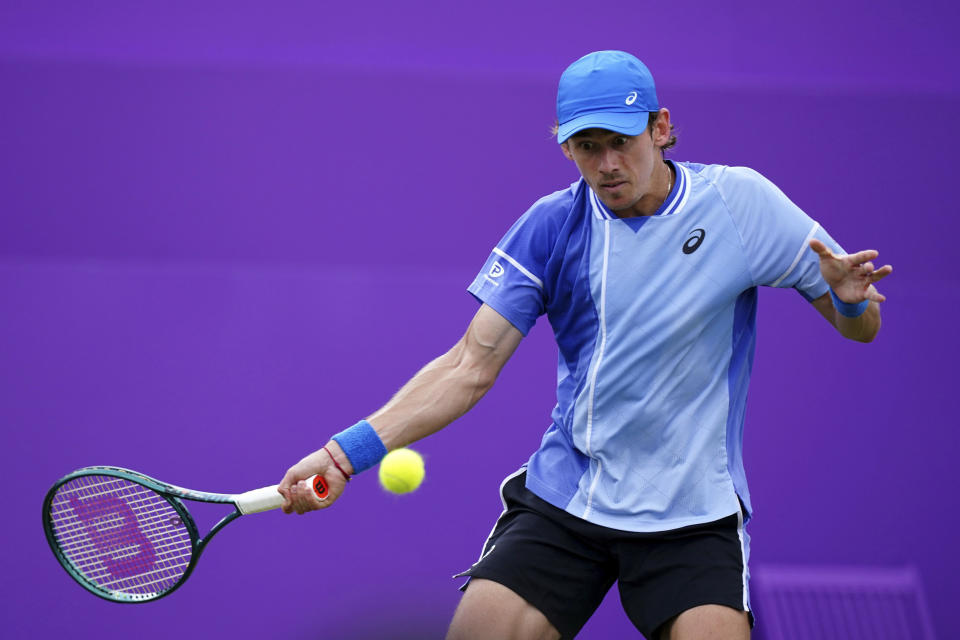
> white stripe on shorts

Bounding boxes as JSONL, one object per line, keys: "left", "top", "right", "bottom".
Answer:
{"left": 455, "top": 467, "right": 526, "bottom": 576}
{"left": 736, "top": 509, "right": 750, "bottom": 612}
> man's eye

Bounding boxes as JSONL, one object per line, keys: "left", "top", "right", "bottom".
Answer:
{"left": 614, "top": 137, "right": 628, "bottom": 146}
{"left": 579, "top": 142, "right": 594, "bottom": 151}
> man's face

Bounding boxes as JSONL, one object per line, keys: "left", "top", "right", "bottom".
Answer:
{"left": 561, "top": 112, "right": 669, "bottom": 217}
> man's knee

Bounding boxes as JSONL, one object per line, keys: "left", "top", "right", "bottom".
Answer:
{"left": 446, "top": 579, "right": 560, "bottom": 640}
{"left": 658, "top": 604, "right": 750, "bottom": 640}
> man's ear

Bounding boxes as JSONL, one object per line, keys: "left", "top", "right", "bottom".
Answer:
{"left": 560, "top": 140, "right": 574, "bottom": 161}
{"left": 651, "top": 108, "right": 672, "bottom": 148}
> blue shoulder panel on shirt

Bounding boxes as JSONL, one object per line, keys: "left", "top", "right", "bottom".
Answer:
{"left": 467, "top": 181, "right": 586, "bottom": 335}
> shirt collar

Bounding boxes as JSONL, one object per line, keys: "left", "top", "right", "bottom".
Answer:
{"left": 587, "top": 160, "right": 689, "bottom": 220}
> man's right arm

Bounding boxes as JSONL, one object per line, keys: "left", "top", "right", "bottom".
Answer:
{"left": 364, "top": 303, "right": 524, "bottom": 450}
{"left": 279, "top": 303, "right": 523, "bottom": 513}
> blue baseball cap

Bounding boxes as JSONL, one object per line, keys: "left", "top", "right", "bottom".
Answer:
{"left": 556, "top": 51, "right": 660, "bottom": 143}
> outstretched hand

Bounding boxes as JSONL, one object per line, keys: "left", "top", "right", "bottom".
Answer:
{"left": 278, "top": 447, "right": 349, "bottom": 514}
{"left": 809, "top": 239, "right": 893, "bottom": 303}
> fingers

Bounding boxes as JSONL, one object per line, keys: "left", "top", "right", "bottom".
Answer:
{"left": 845, "top": 248, "right": 880, "bottom": 265}
{"left": 278, "top": 469, "right": 300, "bottom": 514}
{"left": 870, "top": 264, "right": 893, "bottom": 283}
{"left": 857, "top": 262, "right": 893, "bottom": 301}
{"left": 276, "top": 445, "right": 351, "bottom": 517}
{"left": 289, "top": 478, "right": 331, "bottom": 514}
{"left": 279, "top": 453, "right": 342, "bottom": 515}
{"left": 288, "top": 480, "right": 305, "bottom": 514}
{"left": 811, "top": 241, "right": 886, "bottom": 272}
{"left": 282, "top": 476, "right": 318, "bottom": 515}
{"left": 809, "top": 238, "right": 833, "bottom": 258}
{"left": 866, "top": 284, "right": 887, "bottom": 303}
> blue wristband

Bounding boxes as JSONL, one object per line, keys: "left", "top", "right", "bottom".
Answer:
{"left": 332, "top": 420, "right": 388, "bottom": 474}
{"left": 830, "top": 289, "right": 869, "bottom": 318}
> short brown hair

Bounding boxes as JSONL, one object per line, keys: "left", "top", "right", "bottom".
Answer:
{"left": 551, "top": 113, "right": 678, "bottom": 155}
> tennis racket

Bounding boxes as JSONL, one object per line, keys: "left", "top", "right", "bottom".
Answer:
{"left": 42, "top": 465, "right": 328, "bottom": 603}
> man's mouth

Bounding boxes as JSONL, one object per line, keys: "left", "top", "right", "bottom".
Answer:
{"left": 600, "top": 180, "right": 627, "bottom": 191}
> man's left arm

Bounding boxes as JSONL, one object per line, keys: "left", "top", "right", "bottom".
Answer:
{"left": 809, "top": 238, "right": 893, "bottom": 342}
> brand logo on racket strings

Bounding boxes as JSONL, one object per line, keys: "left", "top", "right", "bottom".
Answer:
{"left": 67, "top": 493, "right": 158, "bottom": 579}
{"left": 625, "top": 91, "right": 638, "bottom": 105}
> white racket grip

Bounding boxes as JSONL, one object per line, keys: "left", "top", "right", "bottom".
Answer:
{"left": 233, "top": 475, "right": 327, "bottom": 515}
{"left": 234, "top": 486, "right": 284, "bottom": 514}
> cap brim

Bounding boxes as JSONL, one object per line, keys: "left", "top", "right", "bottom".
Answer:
{"left": 557, "top": 111, "right": 650, "bottom": 143}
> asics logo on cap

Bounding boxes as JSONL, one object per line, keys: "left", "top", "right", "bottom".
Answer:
{"left": 625, "top": 91, "right": 638, "bottom": 105}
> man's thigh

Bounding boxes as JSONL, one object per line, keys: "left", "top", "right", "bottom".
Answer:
{"left": 659, "top": 604, "right": 750, "bottom": 640}
{"left": 454, "top": 471, "right": 617, "bottom": 638}
{"left": 616, "top": 512, "right": 753, "bottom": 638}
{"left": 446, "top": 578, "right": 560, "bottom": 640}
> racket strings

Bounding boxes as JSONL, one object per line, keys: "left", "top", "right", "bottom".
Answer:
{"left": 48, "top": 475, "right": 193, "bottom": 598}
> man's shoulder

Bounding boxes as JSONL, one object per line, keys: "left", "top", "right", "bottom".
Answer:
{"left": 680, "top": 161, "right": 809, "bottom": 242}
{"left": 525, "top": 178, "right": 584, "bottom": 220}
{"left": 680, "top": 161, "right": 768, "bottom": 191}
{"left": 510, "top": 178, "right": 587, "bottom": 236}
{"left": 680, "top": 162, "right": 783, "bottom": 220}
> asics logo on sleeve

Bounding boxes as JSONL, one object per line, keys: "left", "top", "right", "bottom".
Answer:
{"left": 625, "top": 91, "right": 638, "bottom": 105}
{"left": 682, "top": 228, "right": 706, "bottom": 254}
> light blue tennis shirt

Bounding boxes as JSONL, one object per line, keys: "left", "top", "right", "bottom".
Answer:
{"left": 468, "top": 161, "right": 842, "bottom": 532}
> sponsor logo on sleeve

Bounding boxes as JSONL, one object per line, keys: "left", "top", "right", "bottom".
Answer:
{"left": 484, "top": 260, "right": 504, "bottom": 286}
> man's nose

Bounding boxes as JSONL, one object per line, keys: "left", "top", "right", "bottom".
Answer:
{"left": 598, "top": 148, "right": 620, "bottom": 173}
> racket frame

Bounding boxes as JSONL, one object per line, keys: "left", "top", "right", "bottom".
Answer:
{"left": 43, "top": 465, "right": 247, "bottom": 603}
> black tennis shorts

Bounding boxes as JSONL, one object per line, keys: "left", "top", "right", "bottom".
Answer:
{"left": 455, "top": 470, "right": 753, "bottom": 639}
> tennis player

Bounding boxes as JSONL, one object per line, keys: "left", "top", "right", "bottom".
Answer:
{"left": 279, "top": 50, "right": 892, "bottom": 639}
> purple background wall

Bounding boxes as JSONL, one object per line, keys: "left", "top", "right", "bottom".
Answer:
{"left": 2, "top": 1, "right": 957, "bottom": 637}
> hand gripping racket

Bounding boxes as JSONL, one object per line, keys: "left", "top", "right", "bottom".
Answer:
{"left": 42, "top": 466, "right": 328, "bottom": 603}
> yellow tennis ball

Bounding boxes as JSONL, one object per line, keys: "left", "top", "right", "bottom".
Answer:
{"left": 378, "top": 448, "right": 425, "bottom": 494}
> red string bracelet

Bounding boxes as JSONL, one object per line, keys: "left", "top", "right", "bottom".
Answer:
{"left": 324, "top": 446, "right": 351, "bottom": 482}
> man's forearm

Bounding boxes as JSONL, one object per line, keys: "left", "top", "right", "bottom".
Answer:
{"left": 320, "top": 347, "right": 492, "bottom": 476}
{"left": 365, "top": 345, "right": 497, "bottom": 450}
{"left": 319, "top": 305, "right": 522, "bottom": 477}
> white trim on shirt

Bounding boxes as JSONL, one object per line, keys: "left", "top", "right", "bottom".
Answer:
{"left": 771, "top": 221, "right": 820, "bottom": 287}
{"left": 492, "top": 247, "right": 544, "bottom": 289}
